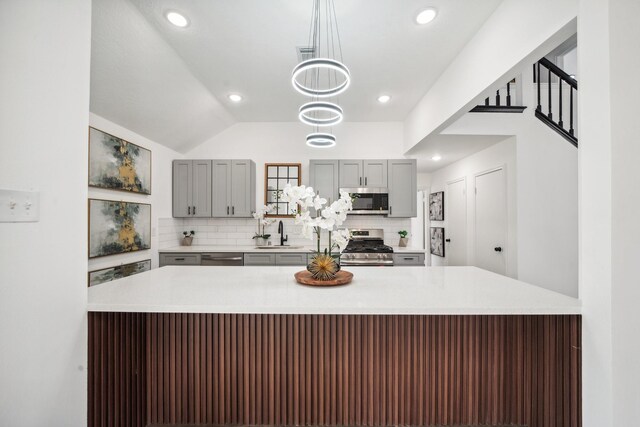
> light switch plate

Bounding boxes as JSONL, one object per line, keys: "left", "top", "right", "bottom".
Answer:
{"left": 0, "top": 189, "right": 40, "bottom": 222}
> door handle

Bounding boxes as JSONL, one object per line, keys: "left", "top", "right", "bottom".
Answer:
{"left": 445, "top": 239, "right": 451, "bottom": 242}
{"left": 188, "top": 206, "right": 191, "bottom": 215}
{"left": 494, "top": 247, "right": 503, "bottom": 252}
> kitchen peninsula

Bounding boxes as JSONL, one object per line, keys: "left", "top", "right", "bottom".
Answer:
{"left": 88, "top": 266, "right": 581, "bottom": 427}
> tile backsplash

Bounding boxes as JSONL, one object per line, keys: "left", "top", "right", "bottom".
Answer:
{"left": 159, "top": 216, "right": 412, "bottom": 248}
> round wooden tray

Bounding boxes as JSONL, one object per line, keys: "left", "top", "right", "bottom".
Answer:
{"left": 294, "top": 270, "right": 353, "bottom": 287}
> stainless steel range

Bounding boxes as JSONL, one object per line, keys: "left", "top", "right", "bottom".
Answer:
{"left": 340, "top": 229, "right": 394, "bottom": 266}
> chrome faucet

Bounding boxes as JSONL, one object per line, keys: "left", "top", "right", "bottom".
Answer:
{"left": 278, "top": 220, "right": 288, "bottom": 246}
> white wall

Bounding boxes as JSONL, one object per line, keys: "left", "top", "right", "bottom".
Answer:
{"left": 425, "top": 139, "right": 518, "bottom": 277}
{"left": 88, "top": 113, "right": 184, "bottom": 272}
{"left": 404, "top": 0, "right": 578, "bottom": 152}
{"left": 436, "top": 62, "right": 579, "bottom": 297}
{"left": 579, "top": 0, "right": 640, "bottom": 425}
{"left": 0, "top": 1, "right": 91, "bottom": 425}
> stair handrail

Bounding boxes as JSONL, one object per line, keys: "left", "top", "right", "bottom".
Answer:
{"left": 537, "top": 57, "right": 578, "bottom": 89}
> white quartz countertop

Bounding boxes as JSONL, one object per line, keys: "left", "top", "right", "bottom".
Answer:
{"left": 159, "top": 245, "right": 427, "bottom": 254}
{"left": 87, "top": 266, "right": 580, "bottom": 315}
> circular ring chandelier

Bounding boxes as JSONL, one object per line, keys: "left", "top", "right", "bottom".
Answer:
{"left": 306, "top": 132, "right": 336, "bottom": 148}
{"left": 298, "top": 101, "right": 343, "bottom": 127}
{"left": 291, "top": 58, "right": 351, "bottom": 98}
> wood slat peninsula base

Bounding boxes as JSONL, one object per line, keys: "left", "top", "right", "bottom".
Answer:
{"left": 88, "top": 313, "right": 581, "bottom": 427}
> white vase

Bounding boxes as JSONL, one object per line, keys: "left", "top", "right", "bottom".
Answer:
{"left": 255, "top": 237, "right": 268, "bottom": 246}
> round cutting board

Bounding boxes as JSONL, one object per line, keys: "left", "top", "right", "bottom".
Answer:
{"left": 294, "top": 270, "right": 353, "bottom": 287}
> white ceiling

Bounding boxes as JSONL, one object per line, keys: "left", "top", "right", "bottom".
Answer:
{"left": 90, "top": 0, "right": 502, "bottom": 151}
{"left": 409, "top": 134, "right": 511, "bottom": 172}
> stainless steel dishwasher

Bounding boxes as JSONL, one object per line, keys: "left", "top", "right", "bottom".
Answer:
{"left": 200, "top": 253, "right": 244, "bottom": 266}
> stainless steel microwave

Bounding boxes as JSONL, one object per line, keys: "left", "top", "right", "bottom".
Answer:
{"left": 341, "top": 188, "right": 389, "bottom": 215}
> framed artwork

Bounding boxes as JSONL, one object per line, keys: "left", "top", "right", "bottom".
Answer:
{"left": 430, "top": 227, "right": 445, "bottom": 257}
{"left": 89, "top": 199, "right": 151, "bottom": 258}
{"left": 88, "top": 259, "right": 151, "bottom": 287}
{"left": 89, "top": 127, "right": 152, "bottom": 194}
{"left": 429, "top": 191, "right": 444, "bottom": 221}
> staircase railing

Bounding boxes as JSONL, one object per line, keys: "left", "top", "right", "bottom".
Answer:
{"left": 534, "top": 57, "right": 578, "bottom": 147}
{"left": 470, "top": 79, "right": 527, "bottom": 113}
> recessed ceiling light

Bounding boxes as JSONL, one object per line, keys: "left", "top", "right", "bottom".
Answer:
{"left": 228, "top": 94, "right": 243, "bottom": 102}
{"left": 377, "top": 95, "right": 391, "bottom": 103}
{"left": 166, "top": 11, "right": 189, "bottom": 28}
{"left": 431, "top": 154, "right": 442, "bottom": 161}
{"left": 416, "top": 8, "right": 437, "bottom": 25}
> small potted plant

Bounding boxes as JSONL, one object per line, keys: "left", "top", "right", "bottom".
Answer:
{"left": 398, "top": 230, "right": 409, "bottom": 247}
{"left": 182, "top": 230, "right": 195, "bottom": 246}
{"left": 252, "top": 205, "right": 275, "bottom": 246}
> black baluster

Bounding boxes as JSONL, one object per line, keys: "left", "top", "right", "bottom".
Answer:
{"left": 569, "top": 86, "right": 575, "bottom": 136}
{"left": 558, "top": 79, "right": 564, "bottom": 129}
{"left": 533, "top": 63, "right": 537, "bottom": 83}
{"left": 536, "top": 62, "right": 541, "bottom": 112}
{"left": 548, "top": 67, "right": 552, "bottom": 120}
{"left": 485, "top": 97, "right": 490, "bottom": 106}
{"left": 496, "top": 90, "right": 501, "bottom": 107}
{"left": 506, "top": 81, "right": 512, "bottom": 106}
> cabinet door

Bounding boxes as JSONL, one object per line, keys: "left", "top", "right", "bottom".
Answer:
{"left": 159, "top": 253, "right": 201, "bottom": 267}
{"left": 363, "top": 159, "right": 388, "bottom": 188}
{"left": 244, "top": 253, "right": 276, "bottom": 266}
{"left": 339, "top": 160, "right": 363, "bottom": 188}
{"left": 388, "top": 159, "right": 417, "bottom": 217}
{"left": 212, "top": 159, "right": 232, "bottom": 217}
{"left": 192, "top": 160, "right": 212, "bottom": 217}
{"left": 275, "top": 253, "right": 308, "bottom": 266}
{"left": 392, "top": 253, "right": 425, "bottom": 266}
{"left": 230, "top": 160, "right": 255, "bottom": 217}
{"left": 172, "top": 160, "right": 192, "bottom": 218}
{"left": 309, "top": 160, "right": 339, "bottom": 206}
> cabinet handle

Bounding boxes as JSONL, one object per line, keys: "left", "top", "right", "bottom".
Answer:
{"left": 174, "top": 258, "right": 185, "bottom": 261}
{"left": 232, "top": 206, "right": 235, "bottom": 215}
{"left": 359, "top": 177, "right": 362, "bottom": 185}
{"left": 389, "top": 206, "right": 392, "bottom": 215}
{"left": 227, "top": 206, "right": 229, "bottom": 215}
{"left": 404, "top": 257, "right": 415, "bottom": 261}
{"left": 365, "top": 177, "right": 368, "bottom": 186}
{"left": 193, "top": 206, "right": 196, "bottom": 215}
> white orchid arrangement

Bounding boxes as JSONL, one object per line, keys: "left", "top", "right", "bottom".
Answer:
{"left": 279, "top": 183, "right": 353, "bottom": 256}
{"left": 252, "top": 204, "right": 276, "bottom": 239}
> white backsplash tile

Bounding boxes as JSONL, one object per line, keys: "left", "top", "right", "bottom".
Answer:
{"left": 159, "top": 215, "right": 412, "bottom": 247}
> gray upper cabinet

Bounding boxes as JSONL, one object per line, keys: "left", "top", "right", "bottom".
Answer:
{"left": 212, "top": 159, "right": 255, "bottom": 218}
{"left": 339, "top": 160, "right": 388, "bottom": 188}
{"left": 309, "top": 160, "right": 339, "bottom": 205}
{"left": 363, "top": 160, "right": 388, "bottom": 188}
{"left": 339, "top": 160, "right": 363, "bottom": 188}
{"left": 388, "top": 159, "right": 417, "bottom": 217}
{"left": 172, "top": 160, "right": 211, "bottom": 218}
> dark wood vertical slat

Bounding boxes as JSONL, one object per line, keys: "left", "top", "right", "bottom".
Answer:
{"left": 89, "top": 313, "right": 581, "bottom": 427}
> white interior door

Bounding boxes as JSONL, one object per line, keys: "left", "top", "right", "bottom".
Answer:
{"left": 474, "top": 168, "right": 507, "bottom": 275}
{"left": 446, "top": 178, "right": 467, "bottom": 266}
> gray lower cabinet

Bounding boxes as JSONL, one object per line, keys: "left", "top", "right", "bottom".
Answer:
{"left": 388, "top": 159, "right": 417, "bottom": 217}
{"left": 212, "top": 159, "right": 256, "bottom": 218}
{"left": 309, "top": 160, "right": 339, "bottom": 207}
{"left": 160, "top": 253, "right": 202, "bottom": 267}
{"left": 392, "top": 253, "right": 425, "bottom": 266}
{"left": 275, "top": 253, "right": 308, "bottom": 266}
{"left": 243, "top": 253, "right": 276, "bottom": 266}
{"left": 172, "top": 160, "right": 212, "bottom": 218}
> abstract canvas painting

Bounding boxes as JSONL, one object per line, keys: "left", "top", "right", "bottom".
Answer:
{"left": 89, "top": 127, "right": 151, "bottom": 194}
{"left": 429, "top": 191, "right": 444, "bottom": 221}
{"left": 430, "top": 227, "right": 445, "bottom": 257}
{"left": 88, "top": 259, "right": 151, "bottom": 287}
{"left": 89, "top": 199, "right": 151, "bottom": 258}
